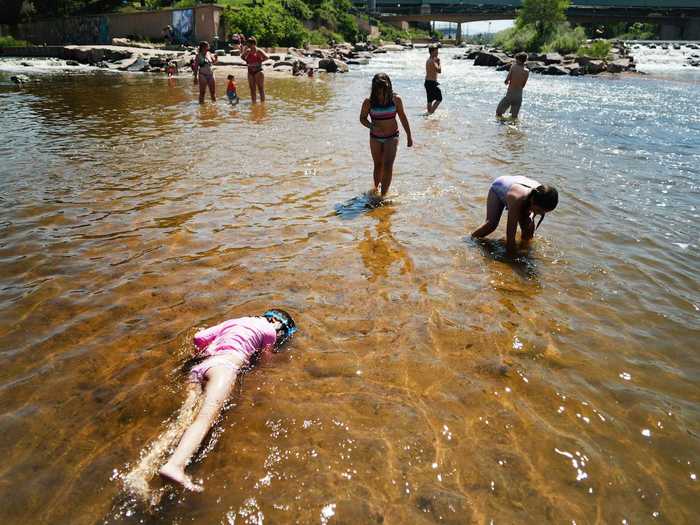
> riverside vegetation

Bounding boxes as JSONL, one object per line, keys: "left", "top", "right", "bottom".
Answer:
{"left": 1, "top": 0, "right": 434, "bottom": 48}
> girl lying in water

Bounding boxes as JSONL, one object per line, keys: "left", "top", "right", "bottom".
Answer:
{"left": 126, "top": 309, "right": 297, "bottom": 495}
{"left": 472, "top": 175, "right": 558, "bottom": 256}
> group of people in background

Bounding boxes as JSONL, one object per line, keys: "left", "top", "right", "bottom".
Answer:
{"left": 360, "top": 45, "right": 555, "bottom": 256}
{"left": 191, "top": 37, "right": 268, "bottom": 104}
{"left": 190, "top": 40, "right": 554, "bottom": 256}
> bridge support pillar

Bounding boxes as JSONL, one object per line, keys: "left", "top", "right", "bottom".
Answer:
{"left": 659, "top": 23, "right": 682, "bottom": 40}
{"left": 456, "top": 23, "right": 462, "bottom": 43}
{"left": 683, "top": 18, "right": 700, "bottom": 40}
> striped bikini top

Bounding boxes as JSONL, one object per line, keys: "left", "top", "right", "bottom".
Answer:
{"left": 370, "top": 100, "right": 397, "bottom": 121}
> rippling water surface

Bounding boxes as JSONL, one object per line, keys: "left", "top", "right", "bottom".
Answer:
{"left": 0, "top": 49, "right": 699, "bottom": 524}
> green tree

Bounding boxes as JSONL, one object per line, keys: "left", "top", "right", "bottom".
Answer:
{"left": 518, "top": 0, "right": 570, "bottom": 46}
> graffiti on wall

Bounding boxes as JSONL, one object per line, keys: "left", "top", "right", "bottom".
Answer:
{"left": 172, "top": 9, "right": 193, "bottom": 44}
{"left": 38, "top": 16, "right": 110, "bottom": 45}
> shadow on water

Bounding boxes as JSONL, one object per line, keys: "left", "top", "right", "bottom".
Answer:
{"left": 334, "top": 191, "right": 386, "bottom": 220}
{"left": 467, "top": 236, "right": 539, "bottom": 280}
{"left": 357, "top": 206, "right": 414, "bottom": 282}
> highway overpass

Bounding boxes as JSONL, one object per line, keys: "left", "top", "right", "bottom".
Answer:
{"left": 354, "top": 1, "right": 700, "bottom": 40}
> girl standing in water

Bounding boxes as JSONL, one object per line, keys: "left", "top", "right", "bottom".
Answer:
{"left": 360, "top": 73, "right": 413, "bottom": 198}
{"left": 192, "top": 41, "right": 218, "bottom": 104}
{"left": 241, "top": 36, "right": 269, "bottom": 103}
{"left": 125, "top": 309, "right": 297, "bottom": 495}
{"left": 472, "top": 176, "right": 558, "bottom": 256}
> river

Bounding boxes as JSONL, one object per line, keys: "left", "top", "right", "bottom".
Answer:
{"left": 0, "top": 47, "right": 698, "bottom": 524}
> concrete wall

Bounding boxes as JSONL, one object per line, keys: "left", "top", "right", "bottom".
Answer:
{"left": 683, "top": 18, "right": 700, "bottom": 39}
{"left": 8, "top": 5, "right": 222, "bottom": 45}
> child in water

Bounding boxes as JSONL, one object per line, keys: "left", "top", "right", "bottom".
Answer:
{"left": 126, "top": 309, "right": 297, "bottom": 494}
{"left": 226, "top": 74, "right": 238, "bottom": 104}
{"left": 472, "top": 176, "right": 558, "bottom": 256}
{"left": 496, "top": 52, "right": 529, "bottom": 120}
{"left": 359, "top": 73, "right": 413, "bottom": 198}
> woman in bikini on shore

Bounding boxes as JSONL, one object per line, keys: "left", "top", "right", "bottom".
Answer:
{"left": 360, "top": 73, "right": 413, "bottom": 198}
{"left": 192, "top": 41, "right": 217, "bottom": 104}
{"left": 241, "top": 36, "right": 268, "bottom": 103}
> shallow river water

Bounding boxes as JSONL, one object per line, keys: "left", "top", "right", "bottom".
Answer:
{"left": 0, "top": 48, "right": 699, "bottom": 524}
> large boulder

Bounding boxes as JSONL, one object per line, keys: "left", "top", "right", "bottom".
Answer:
{"left": 541, "top": 64, "right": 568, "bottom": 75}
{"left": 473, "top": 51, "right": 510, "bottom": 67}
{"left": 119, "top": 57, "right": 147, "bottom": 72}
{"left": 526, "top": 61, "right": 547, "bottom": 73}
{"left": 354, "top": 42, "right": 368, "bottom": 52}
{"left": 583, "top": 60, "right": 606, "bottom": 74}
{"left": 318, "top": 58, "right": 348, "bottom": 73}
{"left": 466, "top": 50, "right": 481, "bottom": 60}
{"left": 148, "top": 56, "right": 165, "bottom": 68}
{"left": 544, "top": 53, "right": 563, "bottom": 65}
{"left": 563, "top": 63, "right": 584, "bottom": 76}
{"left": 606, "top": 59, "right": 631, "bottom": 73}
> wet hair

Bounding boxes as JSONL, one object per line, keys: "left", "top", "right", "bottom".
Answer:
{"left": 262, "top": 309, "right": 297, "bottom": 349}
{"left": 428, "top": 44, "right": 438, "bottom": 55}
{"left": 198, "top": 41, "right": 209, "bottom": 51}
{"left": 247, "top": 36, "right": 257, "bottom": 45}
{"left": 531, "top": 185, "right": 558, "bottom": 211}
{"left": 370, "top": 73, "right": 394, "bottom": 108}
{"left": 515, "top": 52, "right": 528, "bottom": 64}
{"left": 227, "top": 74, "right": 234, "bottom": 80}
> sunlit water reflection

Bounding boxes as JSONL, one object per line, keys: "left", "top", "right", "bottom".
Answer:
{"left": 0, "top": 48, "right": 698, "bottom": 524}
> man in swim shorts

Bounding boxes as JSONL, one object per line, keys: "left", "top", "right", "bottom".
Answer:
{"left": 424, "top": 45, "right": 442, "bottom": 114}
{"left": 496, "top": 52, "right": 529, "bottom": 119}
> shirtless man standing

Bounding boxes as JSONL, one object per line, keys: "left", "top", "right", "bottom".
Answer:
{"left": 424, "top": 45, "right": 442, "bottom": 114}
{"left": 496, "top": 52, "right": 529, "bottom": 119}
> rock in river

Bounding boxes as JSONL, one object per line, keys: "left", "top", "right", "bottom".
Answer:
{"left": 474, "top": 51, "right": 511, "bottom": 67}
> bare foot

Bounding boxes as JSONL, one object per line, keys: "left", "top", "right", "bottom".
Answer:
{"left": 158, "top": 464, "right": 204, "bottom": 492}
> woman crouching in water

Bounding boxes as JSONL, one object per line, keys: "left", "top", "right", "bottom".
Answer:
{"left": 125, "top": 309, "right": 297, "bottom": 495}
{"left": 472, "top": 176, "right": 558, "bottom": 257}
{"left": 360, "top": 73, "right": 413, "bottom": 198}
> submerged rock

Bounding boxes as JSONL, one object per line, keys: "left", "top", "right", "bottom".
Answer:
{"left": 11, "top": 74, "right": 31, "bottom": 84}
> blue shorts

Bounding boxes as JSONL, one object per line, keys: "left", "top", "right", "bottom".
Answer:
{"left": 227, "top": 91, "right": 238, "bottom": 102}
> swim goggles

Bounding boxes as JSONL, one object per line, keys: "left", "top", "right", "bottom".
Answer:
{"left": 263, "top": 310, "right": 298, "bottom": 342}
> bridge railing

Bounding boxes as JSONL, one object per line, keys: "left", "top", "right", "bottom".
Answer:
{"left": 353, "top": 0, "right": 700, "bottom": 9}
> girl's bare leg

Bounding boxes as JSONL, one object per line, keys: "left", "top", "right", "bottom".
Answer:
{"left": 159, "top": 366, "right": 238, "bottom": 491}
{"left": 208, "top": 75, "right": 216, "bottom": 102}
{"left": 198, "top": 75, "right": 208, "bottom": 104}
{"left": 256, "top": 72, "right": 265, "bottom": 102}
{"left": 369, "top": 139, "right": 384, "bottom": 192}
{"left": 472, "top": 189, "right": 505, "bottom": 238}
{"left": 248, "top": 73, "right": 257, "bottom": 103}
{"left": 123, "top": 384, "right": 202, "bottom": 501}
{"left": 379, "top": 138, "right": 398, "bottom": 197}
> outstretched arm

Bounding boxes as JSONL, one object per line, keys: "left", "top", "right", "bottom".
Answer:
{"left": 395, "top": 96, "right": 413, "bottom": 147}
{"left": 505, "top": 197, "right": 521, "bottom": 256}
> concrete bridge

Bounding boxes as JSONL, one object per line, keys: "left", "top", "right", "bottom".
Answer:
{"left": 355, "top": 1, "right": 700, "bottom": 40}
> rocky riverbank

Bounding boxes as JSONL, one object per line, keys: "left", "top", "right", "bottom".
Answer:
{"left": 453, "top": 43, "right": 638, "bottom": 77}
{"left": 0, "top": 40, "right": 410, "bottom": 79}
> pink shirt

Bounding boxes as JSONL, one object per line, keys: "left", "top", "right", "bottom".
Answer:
{"left": 193, "top": 317, "right": 277, "bottom": 358}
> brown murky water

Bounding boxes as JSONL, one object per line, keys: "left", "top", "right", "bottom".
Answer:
{"left": 1, "top": 50, "right": 699, "bottom": 524}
